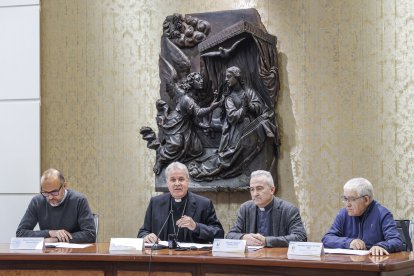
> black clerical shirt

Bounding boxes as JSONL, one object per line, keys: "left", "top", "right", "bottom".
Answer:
{"left": 167, "top": 195, "right": 188, "bottom": 242}
{"left": 256, "top": 198, "right": 274, "bottom": 236}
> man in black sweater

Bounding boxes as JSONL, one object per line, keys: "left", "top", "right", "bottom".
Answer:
{"left": 16, "top": 168, "right": 96, "bottom": 243}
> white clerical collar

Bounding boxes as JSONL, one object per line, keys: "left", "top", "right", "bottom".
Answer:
{"left": 258, "top": 198, "right": 274, "bottom": 212}
{"left": 174, "top": 198, "right": 182, "bottom": 202}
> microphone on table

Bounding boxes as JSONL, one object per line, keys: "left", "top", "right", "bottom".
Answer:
{"left": 151, "top": 209, "right": 173, "bottom": 250}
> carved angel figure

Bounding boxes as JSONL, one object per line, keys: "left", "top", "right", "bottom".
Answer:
{"left": 141, "top": 39, "right": 221, "bottom": 174}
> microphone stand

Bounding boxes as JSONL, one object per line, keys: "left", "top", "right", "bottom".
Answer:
{"left": 151, "top": 210, "right": 173, "bottom": 250}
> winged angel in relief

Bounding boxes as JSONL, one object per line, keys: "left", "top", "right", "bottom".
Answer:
{"left": 140, "top": 39, "right": 221, "bottom": 174}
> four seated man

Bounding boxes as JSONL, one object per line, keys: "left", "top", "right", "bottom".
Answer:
{"left": 15, "top": 165, "right": 405, "bottom": 256}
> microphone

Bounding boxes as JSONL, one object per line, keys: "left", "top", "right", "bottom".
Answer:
{"left": 151, "top": 209, "right": 173, "bottom": 250}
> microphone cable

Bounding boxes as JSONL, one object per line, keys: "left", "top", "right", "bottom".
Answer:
{"left": 148, "top": 209, "right": 173, "bottom": 275}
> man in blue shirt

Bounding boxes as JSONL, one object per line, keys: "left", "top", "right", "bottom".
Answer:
{"left": 322, "top": 178, "right": 402, "bottom": 255}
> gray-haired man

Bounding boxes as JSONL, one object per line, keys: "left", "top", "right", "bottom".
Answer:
{"left": 226, "top": 170, "right": 307, "bottom": 247}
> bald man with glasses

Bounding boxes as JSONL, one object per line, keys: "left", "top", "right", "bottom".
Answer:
{"left": 16, "top": 168, "right": 96, "bottom": 243}
{"left": 322, "top": 178, "right": 402, "bottom": 255}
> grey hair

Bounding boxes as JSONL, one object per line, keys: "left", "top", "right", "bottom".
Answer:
{"left": 343, "top": 178, "right": 374, "bottom": 198}
{"left": 165, "top": 162, "right": 189, "bottom": 180}
{"left": 250, "top": 170, "right": 274, "bottom": 188}
{"left": 41, "top": 168, "right": 65, "bottom": 185}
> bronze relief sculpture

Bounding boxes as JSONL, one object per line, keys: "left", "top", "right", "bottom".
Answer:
{"left": 141, "top": 9, "right": 280, "bottom": 191}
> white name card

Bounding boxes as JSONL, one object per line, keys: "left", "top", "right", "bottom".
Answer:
{"left": 10, "top": 237, "right": 44, "bottom": 250}
{"left": 287, "top": 242, "right": 324, "bottom": 256}
{"left": 109, "top": 238, "right": 144, "bottom": 251}
{"left": 212, "top": 239, "right": 247, "bottom": 253}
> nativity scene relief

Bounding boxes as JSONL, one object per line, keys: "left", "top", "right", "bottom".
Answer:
{"left": 140, "top": 9, "right": 280, "bottom": 191}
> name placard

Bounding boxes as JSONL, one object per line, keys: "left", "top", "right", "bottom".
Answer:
{"left": 109, "top": 238, "right": 144, "bottom": 251}
{"left": 287, "top": 242, "right": 324, "bottom": 256}
{"left": 10, "top": 237, "right": 44, "bottom": 250}
{"left": 212, "top": 239, "right": 247, "bottom": 253}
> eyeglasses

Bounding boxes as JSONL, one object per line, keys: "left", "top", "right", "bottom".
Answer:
{"left": 341, "top": 195, "right": 366, "bottom": 203}
{"left": 41, "top": 184, "right": 63, "bottom": 197}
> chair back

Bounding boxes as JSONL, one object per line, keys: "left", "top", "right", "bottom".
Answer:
{"left": 395, "top": 220, "right": 412, "bottom": 251}
{"left": 93, "top": 213, "right": 99, "bottom": 242}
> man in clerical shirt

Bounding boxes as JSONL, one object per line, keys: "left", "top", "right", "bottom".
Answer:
{"left": 138, "top": 162, "right": 224, "bottom": 243}
{"left": 322, "top": 178, "right": 402, "bottom": 255}
{"left": 16, "top": 168, "right": 96, "bottom": 243}
{"left": 226, "top": 170, "right": 307, "bottom": 247}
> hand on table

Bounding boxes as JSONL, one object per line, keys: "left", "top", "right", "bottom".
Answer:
{"left": 350, "top": 239, "right": 366, "bottom": 250}
{"left": 144, "top": 233, "right": 159, "bottom": 243}
{"left": 369, "top": 245, "right": 389, "bottom": 256}
{"left": 48, "top": 229, "right": 72, "bottom": 243}
{"left": 242, "top": 233, "right": 266, "bottom": 246}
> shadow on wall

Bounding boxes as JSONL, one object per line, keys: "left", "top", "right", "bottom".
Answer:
{"left": 275, "top": 52, "right": 298, "bottom": 207}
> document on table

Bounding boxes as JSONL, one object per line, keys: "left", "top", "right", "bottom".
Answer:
{"left": 45, "top": 242, "right": 93, "bottom": 249}
{"left": 144, "top": 241, "right": 213, "bottom": 250}
{"left": 178, "top": 242, "right": 213, "bottom": 249}
{"left": 144, "top": 243, "right": 261, "bottom": 251}
{"left": 145, "top": 241, "right": 168, "bottom": 248}
{"left": 324, "top": 248, "right": 369, "bottom": 255}
{"left": 248, "top": 245, "right": 264, "bottom": 251}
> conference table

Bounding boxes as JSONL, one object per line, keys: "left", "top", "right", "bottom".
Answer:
{"left": 0, "top": 243, "right": 414, "bottom": 276}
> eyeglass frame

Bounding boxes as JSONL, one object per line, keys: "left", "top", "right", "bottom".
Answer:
{"left": 341, "top": 195, "right": 368, "bottom": 204}
{"left": 41, "top": 184, "right": 63, "bottom": 197}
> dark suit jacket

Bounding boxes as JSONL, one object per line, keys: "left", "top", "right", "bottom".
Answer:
{"left": 226, "top": 196, "right": 307, "bottom": 247}
{"left": 137, "top": 192, "right": 224, "bottom": 243}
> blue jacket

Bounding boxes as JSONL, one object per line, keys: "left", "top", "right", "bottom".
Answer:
{"left": 322, "top": 200, "right": 402, "bottom": 252}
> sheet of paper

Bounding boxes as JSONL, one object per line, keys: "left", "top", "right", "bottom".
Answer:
{"left": 109, "top": 238, "right": 144, "bottom": 251}
{"left": 144, "top": 241, "right": 213, "bottom": 249}
{"left": 45, "top": 242, "right": 93, "bottom": 249}
{"left": 145, "top": 241, "right": 168, "bottom": 248}
{"left": 248, "top": 245, "right": 264, "bottom": 251}
{"left": 178, "top": 242, "right": 213, "bottom": 249}
{"left": 325, "top": 248, "right": 369, "bottom": 255}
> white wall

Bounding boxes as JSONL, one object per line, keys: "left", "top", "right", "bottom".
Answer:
{"left": 0, "top": 0, "right": 40, "bottom": 242}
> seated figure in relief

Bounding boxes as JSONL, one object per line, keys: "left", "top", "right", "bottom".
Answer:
{"left": 189, "top": 66, "right": 275, "bottom": 181}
